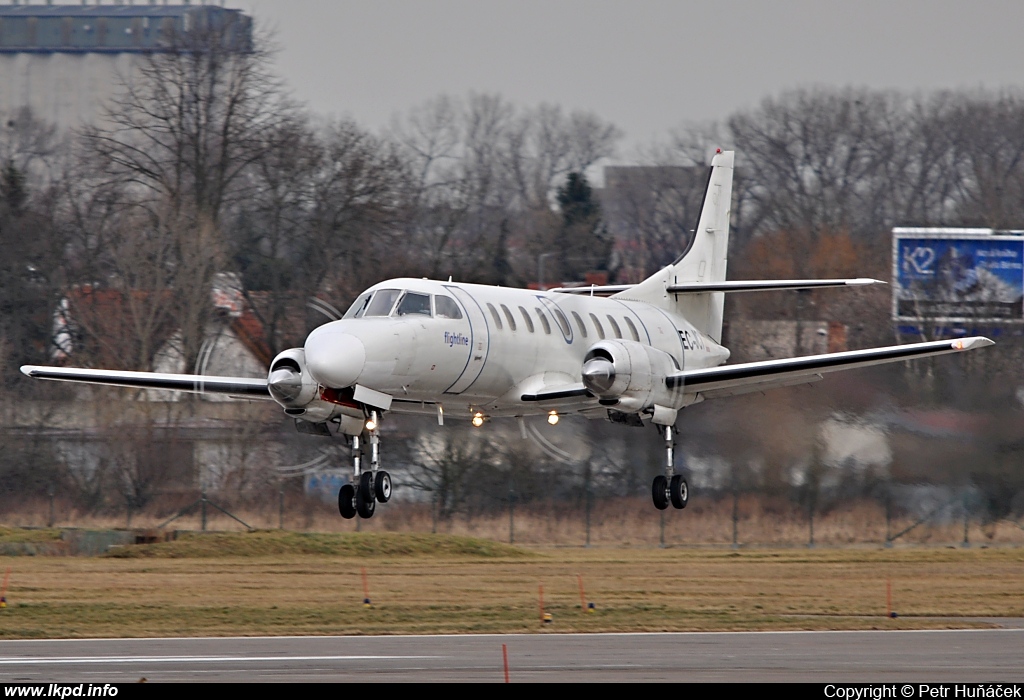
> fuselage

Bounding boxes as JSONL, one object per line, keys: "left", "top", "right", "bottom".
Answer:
{"left": 303, "top": 278, "right": 729, "bottom": 419}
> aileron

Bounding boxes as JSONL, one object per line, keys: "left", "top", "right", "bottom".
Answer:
{"left": 666, "top": 337, "right": 992, "bottom": 395}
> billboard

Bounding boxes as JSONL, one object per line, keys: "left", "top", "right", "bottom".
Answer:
{"left": 893, "top": 228, "right": 1024, "bottom": 324}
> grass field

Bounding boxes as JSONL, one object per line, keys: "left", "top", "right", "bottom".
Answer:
{"left": 0, "top": 530, "right": 1021, "bottom": 639}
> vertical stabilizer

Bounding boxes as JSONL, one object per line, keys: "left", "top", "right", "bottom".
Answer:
{"left": 612, "top": 150, "right": 734, "bottom": 342}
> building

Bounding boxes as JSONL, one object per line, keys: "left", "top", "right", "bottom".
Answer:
{"left": 0, "top": 1, "right": 251, "bottom": 131}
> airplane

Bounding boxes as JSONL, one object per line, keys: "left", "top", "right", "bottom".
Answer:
{"left": 20, "top": 150, "right": 994, "bottom": 519}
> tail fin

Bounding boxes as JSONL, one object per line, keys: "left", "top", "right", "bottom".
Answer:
{"left": 612, "top": 149, "right": 734, "bottom": 342}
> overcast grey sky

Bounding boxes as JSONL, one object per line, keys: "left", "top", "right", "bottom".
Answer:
{"left": 236, "top": 1, "right": 1024, "bottom": 159}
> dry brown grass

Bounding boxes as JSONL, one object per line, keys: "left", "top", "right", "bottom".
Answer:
{"left": 0, "top": 533, "right": 1021, "bottom": 639}
{"left": 4, "top": 495, "right": 1021, "bottom": 548}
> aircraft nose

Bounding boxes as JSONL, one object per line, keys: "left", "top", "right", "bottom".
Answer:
{"left": 304, "top": 324, "right": 366, "bottom": 388}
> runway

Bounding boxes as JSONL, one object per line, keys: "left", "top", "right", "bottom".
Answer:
{"left": 1, "top": 628, "right": 1022, "bottom": 682}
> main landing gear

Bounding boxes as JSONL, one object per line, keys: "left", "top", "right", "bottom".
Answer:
{"left": 652, "top": 424, "right": 688, "bottom": 511}
{"left": 338, "top": 411, "right": 392, "bottom": 520}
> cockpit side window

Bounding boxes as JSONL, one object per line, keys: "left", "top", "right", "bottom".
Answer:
{"left": 435, "top": 295, "right": 463, "bottom": 319}
{"left": 343, "top": 292, "right": 372, "bottom": 319}
{"left": 395, "top": 291, "right": 432, "bottom": 317}
{"left": 364, "top": 289, "right": 402, "bottom": 317}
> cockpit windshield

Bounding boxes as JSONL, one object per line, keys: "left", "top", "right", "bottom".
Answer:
{"left": 344, "top": 289, "right": 463, "bottom": 320}
{"left": 343, "top": 292, "right": 372, "bottom": 319}
{"left": 363, "top": 289, "right": 402, "bottom": 317}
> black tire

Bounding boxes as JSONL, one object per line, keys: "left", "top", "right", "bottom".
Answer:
{"left": 359, "top": 471, "right": 375, "bottom": 503}
{"left": 338, "top": 483, "right": 356, "bottom": 519}
{"left": 670, "top": 474, "right": 689, "bottom": 510}
{"left": 375, "top": 470, "right": 392, "bottom": 503}
{"left": 356, "top": 484, "right": 376, "bottom": 518}
{"left": 651, "top": 475, "right": 669, "bottom": 510}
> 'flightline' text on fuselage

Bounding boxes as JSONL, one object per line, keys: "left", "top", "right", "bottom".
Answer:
{"left": 444, "top": 331, "right": 470, "bottom": 348}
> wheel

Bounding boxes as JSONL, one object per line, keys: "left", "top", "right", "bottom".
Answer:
{"left": 670, "top": 474, "right": 689, "bottom": 509}
{"left": 374, "top": 470, "right": 392, "bottom": 503}
{"left": 338, "top": 483, "right": 356, "bottom": 519}
{"left": 359, "top": 471, "right": 375, "bottom": 503}
{"left": 356, "top": 484, "right": 376, "bottom": 518}
{"left": 651, "top": 475, "right": 669, "bottom": 510}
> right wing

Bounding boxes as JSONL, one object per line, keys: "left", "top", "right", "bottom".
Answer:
{"left": 667, "top": 337, "right": 993, "bottom": 399}
{"left": 20, "top": 365, "right": 271, "bottom": 399}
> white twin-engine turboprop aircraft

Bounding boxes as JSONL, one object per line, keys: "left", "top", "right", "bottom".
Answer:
{"left": 21, "top": 150, "right": 994, "bottom": 519}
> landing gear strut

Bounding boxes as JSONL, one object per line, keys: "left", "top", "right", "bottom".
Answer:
{"left": 652, "top": 424, "right": 688, "bottom": 511}
{"left": 338, "top": 411, "right": 392, "bottom": 520}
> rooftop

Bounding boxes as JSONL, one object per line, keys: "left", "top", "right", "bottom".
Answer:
{"left": 0, "top": 2, "right": 250, "bottom": 53}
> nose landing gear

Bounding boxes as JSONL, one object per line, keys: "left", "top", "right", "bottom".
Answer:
{"left": 651, "top": 425, "right": 688, "bottom": 511}
{"left": 338, "top": 411, "right": 392, "bottom": 520}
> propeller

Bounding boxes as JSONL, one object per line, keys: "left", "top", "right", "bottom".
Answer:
{"left": 307, "top": 297, "right": 343, "bottom": 323}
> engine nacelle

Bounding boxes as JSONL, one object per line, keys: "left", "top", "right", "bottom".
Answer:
{"left": 581, "top": 340, "right": 683, "bottom": 416}
{"left": 267, "top": 348, "right": 339, "bottom": 423}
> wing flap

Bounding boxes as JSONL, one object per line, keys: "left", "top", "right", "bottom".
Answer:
{"left": 698, "top": 373, "right": 824, "bottom": 399}
{"left": 20, "top": 365, "right": 271, "bottom": 399}
{"left": 667, "top": 337, "right": 993, "bottom": 396}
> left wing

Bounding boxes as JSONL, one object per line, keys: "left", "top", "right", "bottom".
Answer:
{"left": 20, "top": 365, "right": 271, "bottom": 399}
{"left": 667, "top": 337, "right": 993, "bottom": 399}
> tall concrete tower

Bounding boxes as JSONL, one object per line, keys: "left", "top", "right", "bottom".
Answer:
{"left": 0, "top": 1, "right": 252, "bottom": 131}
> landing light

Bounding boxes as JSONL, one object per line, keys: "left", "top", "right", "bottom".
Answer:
{"left": 547, "top": 411, "right": 559, "bottom": 425}
{"left": 365, "top": 416, "right": 378, "bottom": 431}
{"left": 471, "top": 412, "right": 485, "bottom": 428}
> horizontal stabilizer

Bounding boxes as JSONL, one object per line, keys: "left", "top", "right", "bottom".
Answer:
{"left": 666, "top": 337, "right": 993, "bottom": 396}
{"left": 551, "top": 278, "right": 882, "bottom": 297}
{"left": 666, "top": 278, "right": 884, "bottom": 293}
{"left": 20, "top": 365, "right": 271, "bottom": 398}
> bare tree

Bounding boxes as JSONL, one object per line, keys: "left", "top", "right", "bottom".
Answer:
{"left": 945, "top": 91, "right": 1024, "bottom": 228}
{"left": 82, "top": 19, "right": 292, "bottom": 226}
{"left": 391, "top": 94, "right": 621, "bottom": 285}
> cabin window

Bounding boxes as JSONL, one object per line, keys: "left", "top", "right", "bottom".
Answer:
{"left": 552, "top": 307, "right": 571, "bottom": 337}
{"left": 486, "top": 303, "right": 503, "bottom": 330}
{"left": 434, "top": 295, "right": 463, "bottom": 319}
{"left": 364, "top": 289, "right": 401, "bottom": 317}
{"left": 589, "top": 313, "right": 605, "bottom": 340}
{"left": 501, "top": 304, "right": 517, "bottom": 331}
{"left": 572, "top": 311, "right": 587, "bottom": 338}
{"left": 519, "top": 306, "right": 535, "bottom": 333}
{"left": 343, "top": 292, "right": 372, "bottom": 319}
{"left": 607, "top": 315, "right": 623, "bottom": 339}
{"left": 535, "top": 308, "right": 552, "bottom": 334}
{"left": 395, "top": 291, "right": 432, "bottom": 317}
{"left": 624, "top": 317, "right": 640, "bottom": 342}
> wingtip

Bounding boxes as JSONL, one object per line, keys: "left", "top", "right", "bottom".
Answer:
{"left": 953, "top": 337, "right": 995, "bottom": 350}
{"left": 848, "top": 278, "right": 887, "bottom": 286}
{"left": 19, "top": 365, "right": 36, "bottom": 377}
